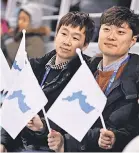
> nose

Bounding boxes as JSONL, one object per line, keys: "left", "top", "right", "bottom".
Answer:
{"left": 63, "top": 36, "right": 71, "bottom": 46}
{"left": 107, "top": 31, "right": 116, "bottom": 41}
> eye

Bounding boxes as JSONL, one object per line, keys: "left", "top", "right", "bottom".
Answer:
{"left": 118, "top": 31, "right": 125, "bottom": 35}
{"left": 73, "top": 37, "right": 79, "bottom": 41}
{"left": 61, "top": 32, "right": 67, "bottom": 36}
{"left": 103, "top": 28, "right": 110, "bottom": 31}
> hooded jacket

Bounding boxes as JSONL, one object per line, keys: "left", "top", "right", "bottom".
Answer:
{"left": 3, "top": 26, "right": 50, "bottom": 67}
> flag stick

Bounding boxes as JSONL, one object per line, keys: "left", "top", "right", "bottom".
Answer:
{"left": 77, "top": 48, "right": 107, "bottom": 130}
{"left": 22, "top": 29, "right": 26, "bottom": 67}
{"left": 76, "top": 48, "right": 85, "bottom": 64}
{"left": 42, "top": 108, "right": 51, "bottom": 132}
{"left": 100, "top": 113, "right": 106, "bottom": 129}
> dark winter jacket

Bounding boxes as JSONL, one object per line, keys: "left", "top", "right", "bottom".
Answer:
{"left": 64, "top": 53, "right": 139, "bottom": 152}
{"left": 0, "top": 50, "right": 91, "bottom": 152}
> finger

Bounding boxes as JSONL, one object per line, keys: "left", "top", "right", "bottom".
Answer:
{"left": 28, "top": 120, "right": 33, "bottom": 124}
{"left": 32, "top": 114, "right": 40, "bottom": 120}
{"left": 48, "top": 131, "right": 57, "bottom": 138}
{"left": 100, "top": 138, "right": 112, "bottom": 145}
{"left": 48, "top": 134, "right": 55, "bottom": 139}
{"left": 99, "top": 142, "right": 109, "bottom": 148}
{"left": 99, "top": 139, "right": 110, "bottom": 149}
{"left": 48, "top": 142, "right": 56, "bottom": 148}
{"left": 101, "top": 130, "right": 114, "bottom": 138}
{"left": 101, "top": 136, "right": 111, "bottom": 141}
{"left": 48, "top": 137, "right": 55, "bottom": 143}
{"left": 100, "top": 144, "right": 112, "bottom": 150}
{"left": 49, "top": 145, "right": 58, "bottom": 152}
{"left": 48, "top": 142, "right": 59, "bottom": 151}
{"left": 100, "top": 133, "right": 111, "bottom": 141}
{"left": 26, "top": 123, "right": 33, "bottom": 127}
{"left": 100, "top": 145, "right": 110, "bottom": 150}
{"left": 100, "top": 128, "right": 105, "bottom": 133}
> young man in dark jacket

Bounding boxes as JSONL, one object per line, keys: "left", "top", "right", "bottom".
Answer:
{"left": 49, "top": 6, "right": 139, "bottom": 152}
{"left": 0, "top": 11, "right": 95, "bottom": 152}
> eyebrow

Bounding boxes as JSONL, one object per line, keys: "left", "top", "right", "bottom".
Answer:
{"left": 73, "top": 32, "right": 82, "bottom": 37}
{"left": 103, "top": 24, "right": 127, "bottom": 29}
{"left": 61, "top": 27, "right": 68, "bottom": 32}
{"left": 61, "top": 27, "right": 82, "bottom": 37}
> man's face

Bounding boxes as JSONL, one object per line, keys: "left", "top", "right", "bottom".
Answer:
{"left": 98, "top": 23, "right": 137, "bottom": 58}
{"left": 55, "top": 25, "right": 88, "bottom": 61}
{"left": 18, "top": 11, "right": 30, "bottom": 32}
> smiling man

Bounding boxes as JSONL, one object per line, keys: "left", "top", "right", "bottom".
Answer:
{"left": 86, "top": 6, "right": 139, "bottom": 152}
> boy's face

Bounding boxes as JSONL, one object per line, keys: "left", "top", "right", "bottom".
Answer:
{"left": 55, "top": 24, "right": 88, "bottom": 61}
{"left": 98, "top": 22, "right": 137, "bottom": 58}
{"left": 18, "top": 11, "right": 30, "bottom": 31}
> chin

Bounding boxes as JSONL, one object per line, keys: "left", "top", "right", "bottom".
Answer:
{"left": 103, "top": 52, "right": 117, "bottom": 57}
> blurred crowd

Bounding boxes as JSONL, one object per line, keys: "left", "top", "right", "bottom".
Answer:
{"left": 1, "top": 0, "right": 51, "bottom": 67}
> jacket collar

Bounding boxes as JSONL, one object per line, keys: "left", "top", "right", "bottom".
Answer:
{"left": 43, "top": 50, "right": 91, "bottom": 73}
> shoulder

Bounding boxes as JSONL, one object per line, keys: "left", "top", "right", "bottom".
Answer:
{"left": 88, "top": 56, "right": 102, "bottom": 73}
{"left": 30, "top": 50, "right": 56, "bottom": 68}
{"left": 125, "top": 54, "right": 139, "bottom": 77}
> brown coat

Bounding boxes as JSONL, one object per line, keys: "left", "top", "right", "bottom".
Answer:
{"left": 5, "top": 27, "right": 50, "bottom": 67}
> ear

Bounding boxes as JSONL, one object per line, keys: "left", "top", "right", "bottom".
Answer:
{"left": 54, "top": 33, "right": 58, "bottom": 42}
{"left": 82, "top": 43, "right": 89, "bottom": 52}
{"left": 129, "top": 35, "right": 137, "bottom": 48}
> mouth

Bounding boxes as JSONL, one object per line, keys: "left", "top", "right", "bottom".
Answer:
{"left": 104, "top": 43, "right": 117, "bottom": 47}
{"left": 60, "top": 47, "right": 70, "bottom": 52}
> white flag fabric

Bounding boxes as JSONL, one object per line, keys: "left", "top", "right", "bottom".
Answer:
{"left": 47, "top": 62, "right": 107, "bottom": 142}
{"left": 11, "top": 30, "right": 26, "bottom": 80}
{"left": 0, "top": 48, "right": 11, "bottom": 92}
{"left": 1, "top": 52, "right": 48, "bottom": 139}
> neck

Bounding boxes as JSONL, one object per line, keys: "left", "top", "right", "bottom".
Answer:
{"left": 102, "top": 53, "right": 128, "bottom": 67}
{"left": 55, "top": 55, "right": 69, "bottom": 65}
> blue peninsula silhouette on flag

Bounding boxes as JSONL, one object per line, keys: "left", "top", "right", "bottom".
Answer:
{"left": 12, "top": 61, "right": 22, "bottom": 71}
{"left": 8, "top": 90, "right": 31, "bottom": 113}
{"left": 63, "top": 91, "right": 95, "bottom": 113}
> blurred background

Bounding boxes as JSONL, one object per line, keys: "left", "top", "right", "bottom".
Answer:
{"left": 1, "top": 0, "right": 139, "bottom": 57}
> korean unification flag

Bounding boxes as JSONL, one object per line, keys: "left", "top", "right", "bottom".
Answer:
{"left": 1, "top": 50, "right": 48, "bottom": 139}
{"left": 47, "top": 61, "right": 107, "bottom": 142}
{"left": 11, "top": 30, "right": 26, "bottom": 81}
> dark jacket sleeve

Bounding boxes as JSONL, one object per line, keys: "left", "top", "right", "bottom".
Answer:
{"left": 1, "top": 128, "right": 13, "bottom": 148}
{"left": 1, "top": 128, "right": 22, "bottom": 151}
{"left": 111, "top": 115, "right": 139, "bottom": 151}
